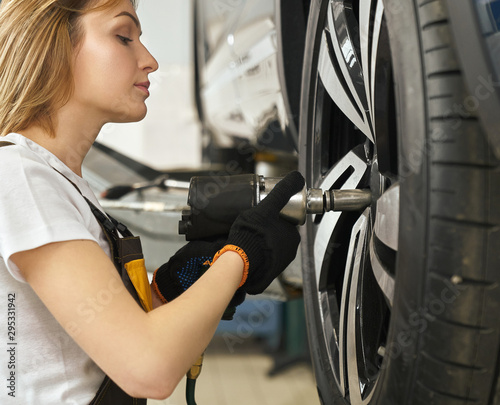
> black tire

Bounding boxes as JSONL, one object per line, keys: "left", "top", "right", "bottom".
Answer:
{"left": 299, "top": 1, "right": 500, "bottom": 404}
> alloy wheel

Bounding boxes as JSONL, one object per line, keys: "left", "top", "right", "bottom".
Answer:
{"left": 300, "top": 1, "right": 399, "bottom": 402}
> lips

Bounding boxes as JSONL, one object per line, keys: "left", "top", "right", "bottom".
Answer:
{"left": 134, "top": 81, "right": 150, "bottom": 95}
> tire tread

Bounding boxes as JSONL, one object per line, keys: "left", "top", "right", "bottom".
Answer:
{"left": 421, "top": 19, "right": 448, "bottom": 31}
{"left": 416, "top": 0, "right": 500, "bottom": 403}
{"left": 415, "top": 380, "right": 480, "bottom": 403}
{"left": 431, "top": 160, "right": 498, "bottom": 170}
{"left": 428, "top": 271, "right": 498, "bottom": 288}
{"left": 425, "top": 313, "right": 495, "bottom": 333}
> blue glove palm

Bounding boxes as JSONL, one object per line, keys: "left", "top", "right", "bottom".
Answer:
{"left": 152, "top": 239, "right": 245, "bottom": 320}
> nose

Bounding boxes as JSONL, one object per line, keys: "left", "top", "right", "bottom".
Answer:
{"left": 140, "top": 43, "right": 159, "bottom": 73}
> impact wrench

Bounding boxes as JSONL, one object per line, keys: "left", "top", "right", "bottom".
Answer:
{"left": 178, "top": 173, "right": 372, "bottom": 241}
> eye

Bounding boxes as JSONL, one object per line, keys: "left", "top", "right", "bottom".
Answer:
{"left": 117, "top": 35, "right": 133, "bottom": 45}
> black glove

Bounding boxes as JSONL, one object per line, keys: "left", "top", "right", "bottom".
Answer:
{"left": 152, "top": 239, "right": 245, "bottom": 320}
{"left": 152, "top": 239, "right": 223, "bottom": 302}
{"left": 225, "top": 171, "right": 305, "bottom": 294}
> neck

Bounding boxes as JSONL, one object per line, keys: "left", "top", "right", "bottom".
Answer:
{"left": 21, "top": 104, "right": 105, "bottom": 177}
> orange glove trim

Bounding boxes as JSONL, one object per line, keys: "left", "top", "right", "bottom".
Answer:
{"left": 152, "top": 268, "right": 169, "bottom": 304}
{"left": 209, "top": 244, "right": 249, "bottom": 288}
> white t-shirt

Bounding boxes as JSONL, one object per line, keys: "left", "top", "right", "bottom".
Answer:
{"left": 0, "top": 133, "right": 110, "bottom": 404}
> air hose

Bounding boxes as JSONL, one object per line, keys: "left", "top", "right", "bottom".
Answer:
{"left": 186, "top": 354, "right": 204, "bottom": 405}
{"left": 186, "top": 379, "right": 197, "bottom": 405}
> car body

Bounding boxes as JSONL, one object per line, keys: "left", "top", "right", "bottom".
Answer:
{"left": 193, "top": 0, "right": 309, "bottom": 165}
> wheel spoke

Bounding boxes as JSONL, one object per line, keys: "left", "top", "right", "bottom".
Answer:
{"left": 314, "top": 148, "right": 369, "bottom": 285}
{"left": 338, "top": 209, "right": 370, "bottom": 399}
{"left": 373, "top": 183, "right": 399, "bottom": 250}
{"left": 319, "top": 0, "right": 387, "bottom": 144}
{"left": 369, "top": 238, "right": 395, "bottom": 308}
{"left": 360, "top": 0, "right": 384, "bottom": 128}
{"left": 320, "top": 4, "right": 373, "bottom": 141}
{"left": 318, "top": 33, "right": 369, "bottom": 140}
{"left": 369, "top": 183, "right": 399, "bottom": 308}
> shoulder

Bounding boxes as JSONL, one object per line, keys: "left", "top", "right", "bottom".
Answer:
{"left": 0, "top": 142, "right": 69, "bottom": 194}
{"left": 0, "top": 137, "right": 80, "bottom": 196}
{"left": 0, "top": 140, "right": 105, "bottom": 279}
{"left": 0, "top": 137, "right": 90, "bottom": 227}
{"left": 0, "top": 137, "right": 49, "bottom": 169}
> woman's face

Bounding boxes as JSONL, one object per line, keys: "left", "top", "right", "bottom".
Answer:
{"left": 71, "top": 0, "right": 159, "bottom": 124}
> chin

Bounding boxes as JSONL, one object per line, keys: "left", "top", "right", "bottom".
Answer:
{"left": 113, "top": 106, "right": 148, "bottom": 123}
{"left": 129, "top": 111, "right": 148, "bottom": 123}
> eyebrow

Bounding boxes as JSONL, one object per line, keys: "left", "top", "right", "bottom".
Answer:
{"left": 115, "top": 11, "right": 142, "bottom": 34}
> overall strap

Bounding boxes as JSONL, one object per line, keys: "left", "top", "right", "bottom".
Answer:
{"left": 50, "top": 168, "right": 145, "bottom": 307}
{"left": 51, "top": 167, "right": 134, "bottom": 238}
{"left": 85, "top": 198, "right": 133, "bottom": 238}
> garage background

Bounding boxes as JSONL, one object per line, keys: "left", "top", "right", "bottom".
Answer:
{"left": 97, "top": 0, "right": 202, "bottom": 171}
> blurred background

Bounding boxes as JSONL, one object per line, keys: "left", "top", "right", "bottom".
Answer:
{"left": 93, "top": 1, "right": 317, "bottom": 404}
{"left": 97, "top": 0, "right": 201, "bottom": 170}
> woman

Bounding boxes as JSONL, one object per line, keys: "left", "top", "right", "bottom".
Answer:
{"left": 0, "top": 0, "right": 304, "bottom": 403}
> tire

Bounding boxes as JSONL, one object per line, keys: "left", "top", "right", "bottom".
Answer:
{"left": 298, "top": 1, "right": 500, "bottom": 404}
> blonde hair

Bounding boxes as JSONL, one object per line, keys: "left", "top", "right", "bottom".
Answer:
{"left": 0, "top": 0, "right": 137, "bottom": 137}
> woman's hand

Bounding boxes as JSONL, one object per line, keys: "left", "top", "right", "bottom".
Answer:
{"left": 151, "top": 239, "right": 225, "bottom": 304}
{"left": 224, "top": 171, "right": 305, "bottom": 294}
{"left": 151, "top": 239, "right": 245, "bottom": 318}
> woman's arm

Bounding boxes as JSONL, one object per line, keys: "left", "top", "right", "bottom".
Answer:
{"left": 11, "top": 239, "right": 243, "bottom": 399}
